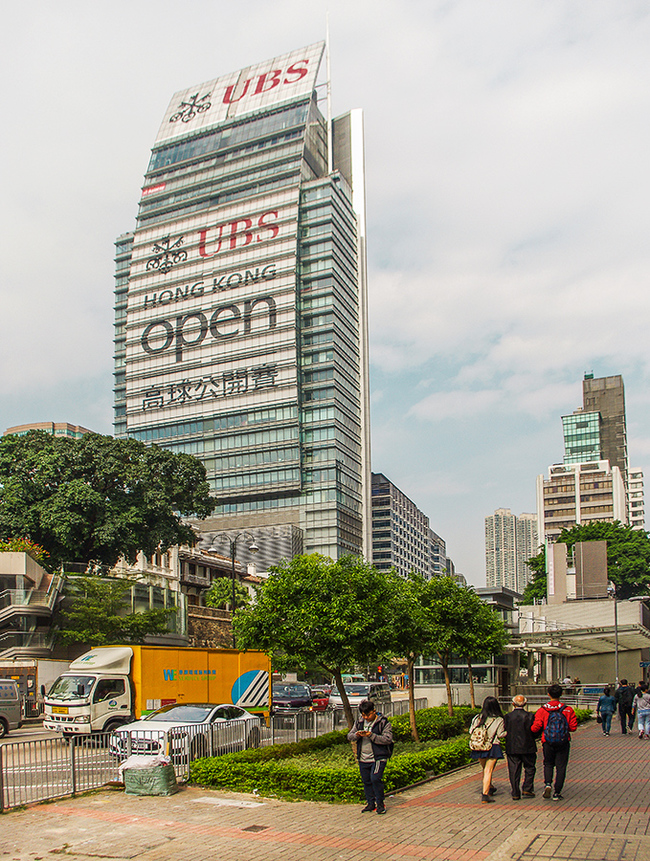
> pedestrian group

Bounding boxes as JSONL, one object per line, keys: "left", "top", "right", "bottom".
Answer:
{"left": 469, "top": 684, "right": 578, "bottom": 803}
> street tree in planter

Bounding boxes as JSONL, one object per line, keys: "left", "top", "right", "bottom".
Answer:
{"left": 234, "top": 553, "right": 398, "bottom": 728}
{"left": 0, "top": 430, "right": 215, "bottom": 569}
{"left": 454, "top": 591, "right": 509, "bottom": 708}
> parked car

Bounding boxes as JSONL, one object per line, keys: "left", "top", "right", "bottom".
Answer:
{"left": 109, "top": 702, "right": 261, "bottom": 760}
{"left": 309, "top": 687, "right": 331, "bottom": 712}
{"left": 328, "top": 682, "right": 392, "bottom": 712}
{"left": 272, "top": 683, "right": 312, "bottom": 714}
{"left": 0, "top": 679, "right": 22, "bottom": 738}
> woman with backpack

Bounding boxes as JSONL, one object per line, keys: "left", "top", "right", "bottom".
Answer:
{"left": 468, "top": 696, "right": 506, "bottom": 803}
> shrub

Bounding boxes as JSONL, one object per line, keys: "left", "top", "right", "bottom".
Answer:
{"left": 574, "top": 708, "right": 592, "bottom": 723}
{"left": 391, "top": 706, "right": 480, "bottom": 742}
{"left": 190, "top": 733, "right": 471, "bottom": 803}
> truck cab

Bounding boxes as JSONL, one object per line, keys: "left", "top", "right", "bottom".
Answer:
{"left": 43, "top": 647, "right": 133, "bottom": 736}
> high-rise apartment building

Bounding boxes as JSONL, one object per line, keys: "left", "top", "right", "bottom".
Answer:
{"left": 536, "top": 460, "right": 627, "bottom": 543}
{"left": 114, "top": 44, "right": 371, "bottom": 559}
{"left": 628, "top": 468, "right": 645, "bottom": 530}
{"left": 485, "top": 508, "right": 538, "bottom": 594}
{"left": 371, "top": 472, "right": 443, "bottom": 579}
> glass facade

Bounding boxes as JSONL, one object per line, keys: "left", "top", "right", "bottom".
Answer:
{"left": 562, "top": 411, "right": 601, "bottom": 464}
{"left": 114, "top": 44, "right": 370, "bottom": 559}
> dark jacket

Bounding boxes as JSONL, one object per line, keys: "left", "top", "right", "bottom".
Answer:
{"left": 347, "top": 713, "right": 393, "bottom": 760}
{"left": 531, "top": 700, "right": 578, "bottom": 744}
{"left": 615, "top": 684, "right": 635, "bottom": 708}
{"left": 504, "top": 707, "right": 537, "bottom": 755}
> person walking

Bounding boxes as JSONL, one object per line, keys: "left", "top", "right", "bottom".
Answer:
{"left": 531, "top": 684, "right": 578, "bottom": 802}
{"left": 615, "top": 679, "right": 636, "bottom": 734}
{"left": 596, "top": 686, "right": 616, "bottom": 737}
{"left": 468, "top": 696, "right": 505, "bottom": 804}
{"left": 503, "top": 694, "right": 538, "bottom": 799}
{"left": 632, "top": 683, "right": 650, "bottom": 739}
{"left": 348, "top": 699, "right": 393, "bottom": 815}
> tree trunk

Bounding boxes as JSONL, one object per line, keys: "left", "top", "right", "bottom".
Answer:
{"left": 407, "top": 655, "right": 419, "bottom": 742}
{"left": 442, "top": 661, "right": 454, "bottom": 716}
{"left": 467, "top": 657, "right": 476, "bottom": 708}
{"left": 332, "top": 668, "right": 355, "bottom": 729}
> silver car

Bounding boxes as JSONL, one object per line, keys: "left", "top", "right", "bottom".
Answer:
{"left": 110, "top": 702, "right": 262, "bottom": 760}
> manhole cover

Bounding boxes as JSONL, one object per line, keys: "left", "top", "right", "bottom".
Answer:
{"left": 241, "top": 825, "right": 269, "bottom": 833}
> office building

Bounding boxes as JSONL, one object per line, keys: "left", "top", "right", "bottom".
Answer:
{"left": 485, "top": 508, "right": 538, "bottom": 594}
{"left": 428, "top": 529, "right": 447, "bottom": 577}
{"left": 114, "top": 44, "right": 371, "bottom": 560}
{"left": 371, "top": 472, "right": 440, "bottom": 579}
{"left": 4, "top": 422, "right": 93, "bottom": 438}
{"left": 536, "top": 460, "right": 627, "bottom": 543}
{"left": 561, "top": 372, "right": 642, "bottom": 525}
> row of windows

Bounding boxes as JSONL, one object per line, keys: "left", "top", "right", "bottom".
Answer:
{"left": 128, "top": 405, "right": 298, "bottom": 442}
{"left": 213, "top": 468, "right": 300, "bottom": 491}
{"left": 164, "top": 424, "right": 298, "bottom": 455}
{"left": 207, "top": 446, "right": 299, "bottom": 472}
{"left": 148, "top": 104, "right": 309, "bottom": 171}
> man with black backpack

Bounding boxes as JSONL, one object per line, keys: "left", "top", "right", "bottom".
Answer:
{"left": 615, "top": 679, "right": 636, "bottom": 734}
{"left": 531, "top": 684, "right": 578, "bottom": 801}
{"left": 348, "top": 699, "right": 393, "bottom": 815}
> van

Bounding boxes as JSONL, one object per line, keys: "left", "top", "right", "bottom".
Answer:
{"left": 329, "top": 682, "right": 391, "bottom": 712}
{"left": 0, "top": 679, "right": 22, "bottom": 738}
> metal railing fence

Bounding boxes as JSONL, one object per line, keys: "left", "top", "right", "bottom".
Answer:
{"left": 0, "top": 699, "right": 431, "bottom": 811}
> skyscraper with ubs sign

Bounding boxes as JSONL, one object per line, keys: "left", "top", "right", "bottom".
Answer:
{"left": 114, "top": 43, "right": 371, "bottom": 560}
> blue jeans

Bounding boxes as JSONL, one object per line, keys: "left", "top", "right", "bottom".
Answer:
{"left": 637, "top": 709, "right": 650, "bottom": 736}
{"left": 600, "top": 712, "right": 613, "bottom": 734}
{"left": 359, "top": 759, "right": 387, "bottom": 809}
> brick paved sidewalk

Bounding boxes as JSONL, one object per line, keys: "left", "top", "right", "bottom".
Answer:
{"left": 2, "top": 721, "right": 649, "bottom": 861}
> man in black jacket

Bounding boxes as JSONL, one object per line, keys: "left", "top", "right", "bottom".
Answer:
{"left": 504, "top": 694, "right": 538, "bottom": 800}
{"left": 615, "top": 679, "right": 636, "bottom": 734}
{"left": 347, "top": 699, "right": 393, "bottom": 815}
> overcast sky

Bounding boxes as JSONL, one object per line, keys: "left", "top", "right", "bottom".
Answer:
{"left": 2, "top": 1, "right": 650, "bottom": 584}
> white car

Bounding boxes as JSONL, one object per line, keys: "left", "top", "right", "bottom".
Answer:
{"left": 110, "top": 702, "right": 262, "bottom": 760}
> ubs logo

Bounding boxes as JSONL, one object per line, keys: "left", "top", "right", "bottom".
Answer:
{"left": 169, "top": 91, "right": 212, "bottom": 123}
{"left": 146, "top": 235, "right": 188, "bottom": 274}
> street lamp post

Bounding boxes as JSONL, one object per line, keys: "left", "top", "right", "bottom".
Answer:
{"left": 218, "top": 532, "right": 258, "bottom": 649}
{"left": 607, "top": 581, "right": 619, "bottom": 686}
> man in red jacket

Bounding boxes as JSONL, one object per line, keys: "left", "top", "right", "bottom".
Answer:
{"left": 531, "top": 684, "right": 578, "bottom": 801}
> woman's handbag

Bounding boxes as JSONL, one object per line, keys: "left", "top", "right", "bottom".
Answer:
{"left": 596, "top": 715, "right": 602, "bottom": 724}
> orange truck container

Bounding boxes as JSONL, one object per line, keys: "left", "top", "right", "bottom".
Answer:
{"left": 43, "top": 645, "right": 270, "bottom": 736}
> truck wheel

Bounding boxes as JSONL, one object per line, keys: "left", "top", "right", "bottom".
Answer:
{"left": 190, "top": 736, "right": 208, "bottom": 759}
{"left": 246, "top": 726, "right": 261, "bottom": 749}
{"left": 0, "top": 719, "right": 7, "bottom": 739}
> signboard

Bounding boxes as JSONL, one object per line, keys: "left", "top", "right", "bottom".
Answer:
{"left": 154, "top": 42, "right": 325, "bottom": 146}
{"left": 125, "top": 188, "right": 300, "bottom": 429}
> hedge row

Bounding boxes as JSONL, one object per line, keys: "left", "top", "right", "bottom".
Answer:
{"left": 190, "top": 734, "right": 471, "bottom": 802}
{"left": 391, "top": 706, "right": 480, "bottom": 741}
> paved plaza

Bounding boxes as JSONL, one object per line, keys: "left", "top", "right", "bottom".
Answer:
{"left": 2, "top": 720, "right": 649, "bottom": 861}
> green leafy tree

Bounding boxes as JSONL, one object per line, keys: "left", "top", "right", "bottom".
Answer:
{"left": 389, "top": 573, "right": 432, "bottom": 741}
{"left": 57, "top": 576, "right": 175, "bottom": 645}
{"left": 205, "top": 577, "right": 251, "bottom": 611}
{"left": 520, "top": 522, "right": 650, "bottom": 603}
{"left": 0, "top": 431, "right": 215, "bottom": 569}
{"left": 456, "top": 594, "right": 509, "bottom": 708}
{"left": 519, "top": 547, "right": 547, "bottom": 604}
{"left": 234, "top": 554, "right": 399, "bottom": 728}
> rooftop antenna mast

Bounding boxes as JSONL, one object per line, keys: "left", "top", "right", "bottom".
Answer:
{"left": 326, "top": 13, "right": 333, "bottom": 174}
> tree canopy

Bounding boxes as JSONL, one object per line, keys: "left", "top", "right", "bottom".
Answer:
{"left": 520, "top": 521, "right": 650, "bottom": 602}
{"left": 234, "top": 553, "right": 399, "bottom": 727}
{"left": 0, "top": 431, "right": 215, "bottom": 569}
{"left": 205, "top": 577, "right": 251, "bottom": 611}
{"left": 57, "top": 576, "right": 176, "bottom": 645}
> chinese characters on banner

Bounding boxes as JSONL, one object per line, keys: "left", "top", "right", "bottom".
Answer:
{"left": 141, "top": 363, "right": 279, "bottom": 411}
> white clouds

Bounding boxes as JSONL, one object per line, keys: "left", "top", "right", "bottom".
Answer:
{"left": 1, "top": 0, "right": 649, "bottom": 581}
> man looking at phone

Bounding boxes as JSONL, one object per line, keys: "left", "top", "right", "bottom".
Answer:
{"left": 347, "top": 699, "right": 393, "bottom": 814}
